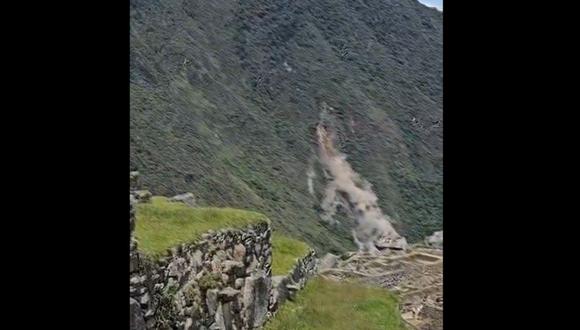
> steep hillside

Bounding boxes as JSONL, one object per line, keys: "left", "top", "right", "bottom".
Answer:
{"left": 130, "top": 0, "right": 442, "bottom": 253}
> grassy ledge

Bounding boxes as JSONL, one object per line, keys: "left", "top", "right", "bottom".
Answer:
{"left": 271, "top": 234, "right": 311, "bottom": 276}
{"left": 265, "top": 277, "right": 405, "bottom": 330}
{"left": 134, "top": 196, "right": 269, "bottom": 258}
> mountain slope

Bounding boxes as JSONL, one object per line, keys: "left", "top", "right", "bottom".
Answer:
{"left": 130, "top": 0, "right": 442, "bottom": 253}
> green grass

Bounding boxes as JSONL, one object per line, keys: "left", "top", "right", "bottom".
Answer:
{"left": 271, "top": 233, "right": 311, "bottom": 276}
{"left": 265, "top": 278, "right": 406, "bottom": 330}
{"left": 134, "top": 196, "right": 269, "bottom": 257}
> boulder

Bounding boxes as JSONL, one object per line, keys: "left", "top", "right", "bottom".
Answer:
{"left": 133, "top": 190, "right": 152, "bottom": 203}
{"left": 130, "top": 171, "right": 140, "bottom": 189}
{"left": 375, "top": 235, "right": 408, "bottom": 251}
{"left": 168, "top": 192, "right": 196, "bottom": 207}
{"left": 425, "top": 231, "right": 443, "bottom": 249}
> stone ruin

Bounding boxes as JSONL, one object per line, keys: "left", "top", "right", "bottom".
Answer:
{"left": 129, "top": 180, "right": 318, "bottom": 330}
{"left": 318, "top": 233, "right": 443, "bottom": 330}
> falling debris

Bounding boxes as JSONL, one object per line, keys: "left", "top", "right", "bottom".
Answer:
{"left": 283, "top": 61, "right": 293, "bottom": 72}
{"left": 315, "top": 104, "right": 407, "bottom": 253}
{"left": 424, "top": 230, "right": 443, "bottom": 249}
{"left": 168, "top": 192, "right": 197, "bottom": 207}
{"left": 306, "top": 166, "right": 316, "bottom": 196}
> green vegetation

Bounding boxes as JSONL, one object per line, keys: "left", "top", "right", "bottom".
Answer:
{"left": 265, "top": 277, "right": 406, "bottom": 330}
{"left": 198, "top": 272, "right": 222, "bottom": 290}
{"left": 271, "top": 234, "right": 311, "bottom": 276}
{"left": 134, "top": 196, "right": 269, "bottom": 257}
{"left": 130, "top": 0, "right": 442, "bottom": 252}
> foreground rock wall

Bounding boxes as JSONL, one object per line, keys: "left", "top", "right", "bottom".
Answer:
{"left": 129, "top": 181, "right": 320, "bottom": 330}
{"left": 269, "top": 250, "right": 318, "bottom": 314}
{"left": 130, "top": 199, "right": 273, "bottom": 330}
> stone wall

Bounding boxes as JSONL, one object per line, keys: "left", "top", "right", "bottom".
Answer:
{"left": 268, "top": 250, "right": 318, "bottom": 314}
{"left": 130, "top": 200, "right": 273, "bottom": 330}
{"left": 130, "top": 191, "right": 319, "bottom": 330}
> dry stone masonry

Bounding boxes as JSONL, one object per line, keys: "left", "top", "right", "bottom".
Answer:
{"left": 130, "top": 218, "right": 271, "bottom": 328}
{"left": 130, "top": 190, "right": 317, "bottom": 330}
{"left": 269, "top": 250, "right": 318, "bottom": 314}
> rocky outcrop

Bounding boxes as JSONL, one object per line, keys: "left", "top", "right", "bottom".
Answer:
{"left": 130, "top": 214, "right": 273, "bottom": 329}
{"left": 132, "top": 190, "right": 152, "bottom": 203}
{"left": 130, "top": 171, "right": 140, "bottom": 190}
{"left": 130, "top": 172, "right": 152, "bottom": 204}
{"left": 168, "top": 193, "right": 196, "bottom": 207}
{"left": 268, "top": 250, "right": 318, "bottom": 314}
{"left": 424, "top": 231, "right": 443, "bottom": 249}
{"left": 375, "top": 235, "right": 409, "bottom": 251}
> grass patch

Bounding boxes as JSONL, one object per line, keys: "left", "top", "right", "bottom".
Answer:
{"left": 134, "top": 196, "right": 269, "bottom": 258}
{"left": 265, "top": 277, "right": 405, "bottom": 330}
{"left": 271, "top": 234, "right": 311, "bottom": 276}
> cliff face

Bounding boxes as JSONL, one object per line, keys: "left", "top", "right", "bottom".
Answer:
{"left": 130, "top": 0, "right": 442, "bottom": 252}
